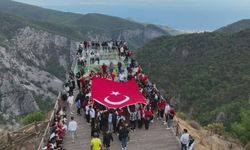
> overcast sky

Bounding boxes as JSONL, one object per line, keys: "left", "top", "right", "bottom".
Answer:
{"left": 14, "top": 0, "right": 250, "bottom": 31}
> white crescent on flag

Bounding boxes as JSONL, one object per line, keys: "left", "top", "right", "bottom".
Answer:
{"left": 104, "top": 95, "right": 130, "bottom": 105}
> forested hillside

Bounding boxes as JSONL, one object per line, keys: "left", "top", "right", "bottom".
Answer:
{"left": 216, "top": 19, "right": 250, "bottom": 33}
{"left": 136, "top": 30, "right": 250, "bottom": 144}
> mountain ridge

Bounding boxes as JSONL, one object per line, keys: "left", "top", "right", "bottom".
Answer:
{"left": 216, "top": 19, "right": 250, "bottom": 33}
{"left": 0, "top": 0, "right": 173, "bottom": 48}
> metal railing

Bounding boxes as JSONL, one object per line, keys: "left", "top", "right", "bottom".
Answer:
{"left": 37, "top": 92, "right": 61, "bottom": 150}
{"left": 173, "top": 119, "right": 182, "bottom": 138}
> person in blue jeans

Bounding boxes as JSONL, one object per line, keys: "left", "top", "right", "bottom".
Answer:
{"left": 119, "top": 123, "right": 129, "bottom": 150}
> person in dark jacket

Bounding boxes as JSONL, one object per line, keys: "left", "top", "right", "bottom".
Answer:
{"left": 103, "top": 129, "right": 113, "bottom": 150}
{"left": 119, "top": 123, "right": 129, "bottom": 150}
{"left": 91, "top": 124, "right": 100, "bottom": 137}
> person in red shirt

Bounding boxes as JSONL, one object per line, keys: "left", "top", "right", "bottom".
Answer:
{"left": 157, "top": 99, "right": 166, "bottom": 120}
{"left": 167, "top": 107, "right": 176, "bottom": 129}
{"left": 79, "top": 76, "right": 85, "bottom": 88}
{"left": 144, "top": 106, "right": 153, "bottom": 130}
{"left": 101, "top": 63, "right": 107, "bottom": 74}
{"left": 89, "top": 71, "right": 95, "bottom": 79}
{"left": 137, "top": 104, "right": 145, "bottom": 129}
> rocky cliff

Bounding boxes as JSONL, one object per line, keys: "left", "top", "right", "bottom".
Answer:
{"left": 0, "top": 26, "right": 77, "bottom": 128}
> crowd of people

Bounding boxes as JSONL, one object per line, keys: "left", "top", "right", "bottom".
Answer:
{"left": 42, "top": 108, "right": 67, "bottom": 150}
{"left": 43, "top": 40, "right": 195, "bottom": 150}
{"left": 76, "top": 40, "right": 133, "bottom": 67}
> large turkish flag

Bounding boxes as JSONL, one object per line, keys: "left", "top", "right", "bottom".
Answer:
{"left": 91, "top": 78, "right": 147, "bottom": 108}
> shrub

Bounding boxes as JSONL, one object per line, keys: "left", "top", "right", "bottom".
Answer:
{"left": 231, "top": 109, "right": 250, "bottom": 144}
{"left": 176, "top": 112, "right": 187, "bottom": 120}
{"left": 205, "top": 123, "right": 225, "bottom": 135}
{"left": 188, "top": 120, "right": 201, "bottom": 130}
{"left": 22, "top": 112, "right": 45, "bottom": 125}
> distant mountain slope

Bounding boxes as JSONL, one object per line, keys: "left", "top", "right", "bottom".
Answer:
{"left": 216, "top": 19, "right": 250, "bottom": 33}
{"left": 0, "top": 0, "right": 169, "bottom": 48}
{"left": 136, "top": 29, "right": 250, "bottom": 141}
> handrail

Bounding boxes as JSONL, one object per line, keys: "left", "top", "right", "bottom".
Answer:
{"left": 37, "top": 92, "right": 61, "bottom": 150}
{"left": 173, "top": 119, "right": 182, "bottom": 137}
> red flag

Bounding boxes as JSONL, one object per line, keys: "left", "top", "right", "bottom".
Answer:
{"left": 91, "top": 78, "right": 147, "bottom": 108}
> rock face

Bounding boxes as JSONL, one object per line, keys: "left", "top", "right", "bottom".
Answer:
{"left": 81, "top": 26, "right": 166, "bottom": 48}
{"left": 0, "top": 26, "right": 77, "bottom": 127}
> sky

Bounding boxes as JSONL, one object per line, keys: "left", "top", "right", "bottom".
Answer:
{"left": 14, "top": 0, "right": 250, "bottom": 31}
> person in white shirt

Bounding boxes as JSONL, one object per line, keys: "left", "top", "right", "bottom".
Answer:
{"left": 120, "top": 46, "right": 124, "bottom": 56}
{"left": 164, "top": 103, "right": 170, "bottom": 125}
{"left": 108, "top": 112, "right": 113, "bottom": 132}
{"left": 180, "top": 129, "right": 189, "bottom": 150}
{"left": 68, "top": 117, "right": 78, "bottom": 143}
{"left": 67, "top": 94, "right": 74, "bottom": 114}
{"left": 119, "top": 71, "right": 126, "bottom": 82}
{"left": 95, "top": 51, "right": 100, "bottom": 65}
{"left": 89, "top": 106, "right": 96, "bottom": 128}
{"left": 85, "top": 104, "right": 90, "bottom": 123}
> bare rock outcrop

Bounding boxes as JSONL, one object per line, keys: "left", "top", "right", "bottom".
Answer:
{"left": 0, "top": 26, "right": 77, "bottom": 128}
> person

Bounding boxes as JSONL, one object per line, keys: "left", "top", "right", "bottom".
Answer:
{"left": 85, "top": 104, "right": 91, "bottom": 123}
{"left": 180, "top": 129, "right": 189, "bottom": 150}
{"left": 166, "top": 107, "right": 175, "bottom": 129}
{"left": 144, "top": 106, "right": 153, "bottom": 130}
{"left": 188, "top": 135, "right": 195, "bottom": 150}
{"left": 75, "top": 99, "right": 82, "bottom": 116}
{"left": 112, "top": 110, "right": 118, "bottom": 133}
{"left": 91, "top": 132, "right": 102, "bottom": 150}
{"left": 95, "top": 51, "right": 100, "bottom": 65}
{"left": 120, "top": 46, "right": 124, "bottom": 56}
{"left": 90, "top": 51, "right": 95, "bottom": 64}
{"left": 75, "top": 72, "right": 81, "bottom": 89}
{"left": 119, "top": 123, "right": 129, "bottom": 150}
{"left": 164, "top": 103, "right": 170, "bottom": 125}
{"left": 119, "top": 70, "right": 126, "bottom": 82}
{"left": 103, "top": 129, "right": 113, "bottom": 150}
{"left": 137, "top": 105, "right": 144, "bottom": 129}
{"left": 127, "top": 106, "right": 136, "bottom": 132}
{"left": 68, "top": 117, "right": 77, "bottom": 143}
{"left": 67, "top": 93, "right": 74, "bottom": 114}
{"left": 102, "top": 63, "right": 108, "bottom": 74}
{"left": 89, "top": 105, "right": 96, "bottom": 128}
{"left": 109, "top": 62, "right": 114, "bottom": 74}
{"left": 91, "top": 124, "right": 100, "bottom": 137}
{"left": 108, "top": 111, "right": 113, "bottom": 133}
{"left": 157, "top": 99, "right": 166, "bottom": 120}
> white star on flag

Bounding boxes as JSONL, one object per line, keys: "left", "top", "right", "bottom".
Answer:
{"left": 111, "top": 91, "right": 120, "bottom": 96}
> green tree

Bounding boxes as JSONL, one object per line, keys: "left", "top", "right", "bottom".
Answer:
{"left": 231, "top": 109, "right": 250, "bottom": 144}
{"left": 22, "top": 112, "right": 45, "bottom": 125}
